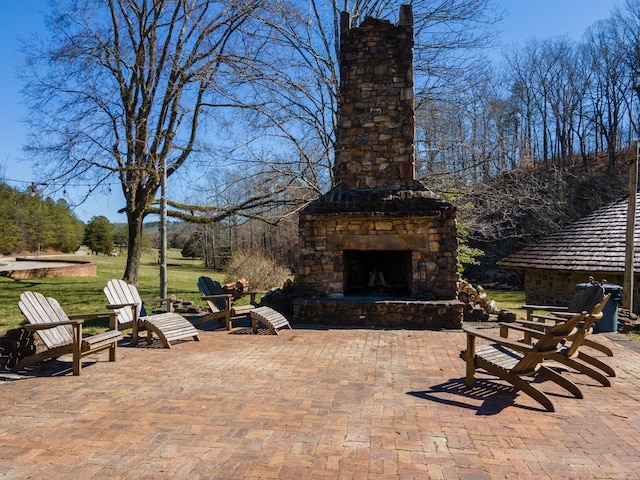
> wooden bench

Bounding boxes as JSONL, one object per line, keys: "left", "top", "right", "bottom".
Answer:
{"left": 250, "top": 306, "right": 291, "bottom": 335}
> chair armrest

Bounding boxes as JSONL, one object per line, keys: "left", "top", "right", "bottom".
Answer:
{"left": 202, "top": 294, "right": 232, "bottom": 310}
{"left": 522, "top": 304, "right": 568, "bottom": 312}
{"left": 201, "top": 294, "right": 233, "bottom": 301}
{"left": 529, "top": 313, "right": 569, "bottom": 323}
{"left": 23, "top": 319, "right": 84, "bottom": 330}
{"left": 499, "top": 321, "right": 552, "bottom": 339}
{"left": 106, "top": 302, "right": 137, "bottom": 309}
{"left": 68, "top": 312, "right": 116, "bottom": 320}
{"left": 141, "top": 295, "right": 176, "bottom": 305}
{"left": 247, "top": 290, "right": 269, "bottom": 304}
{"left": 513, "top": 319, "right": 555, "bottom": 329}
{"left": 463, "top": 326, "right": 535, "bottom": 354}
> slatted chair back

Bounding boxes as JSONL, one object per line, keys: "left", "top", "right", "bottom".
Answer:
{"left": 197, "top": 276, "right": 227, "bottom": 312}
{"left": 563, "top": 293, "right": 610, "bottom": 357}
{"left": 104, "top": 279, "right": 142, "bottom": 328}
{"left": 566, "top": 283, "right": 605, "bottom": 314}
{"left": 126, "top": 283, "right": 149, "bottom": 317}
{"left": 511, "top": 311, "right": 586, "bottom": 375}
{"left": 19, "top": 291, "right": 73, "bottom": 350}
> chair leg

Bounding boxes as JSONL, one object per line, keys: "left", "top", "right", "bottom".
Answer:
{"left": 464, "top": 334, "right": 476, "bottom": 389}
{"left": 131, "top": 320, "right": 139, "bottom": 346}
{"left": 582, "top": 338, "right": 614, "bottom": 356}
{"left": 109, "top": 343, "right": 117, "bottom": 362}
{"left": 72, "top": 322, "right": 82, "bottom": 376}
{"left": 509, "top": 371, "right": 557, "bottom": 412}
{"left": 538, "top": 365, "right": 583, "bottom": 399}
{"left": 577, "top": 351, "right": 616, "bottom": 377}
{"left": 555, "top": 356, "right": 610, "bottom": 387}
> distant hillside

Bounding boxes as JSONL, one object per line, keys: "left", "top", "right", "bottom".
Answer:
{"left": 459, "top": 150, "right": 633, "bottom": 285}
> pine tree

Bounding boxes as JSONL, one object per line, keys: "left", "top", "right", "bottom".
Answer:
{"left": 83, "top": 216, "right": 114, "bottom": 255}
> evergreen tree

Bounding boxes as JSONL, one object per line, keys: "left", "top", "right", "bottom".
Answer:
{"left": 83, "top": 216, "right": 114, "bottom": 255}
{"left": 0, "top": 184, "right": 83, "bottom": 254}
{"left": 181, "top": 234, "right": 200, "bottom": 259}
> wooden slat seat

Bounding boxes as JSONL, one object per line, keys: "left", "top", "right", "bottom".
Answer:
{"left": 14, "top": 291, "right": 123, "bottom": 375}
{"left": 250, "top": 306, "right": 292, "bottom": 335}
{"left": 104, "top": 279, "right": 199, "bottom": 348}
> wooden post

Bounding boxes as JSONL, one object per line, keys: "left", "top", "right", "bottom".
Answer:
{"left": 465, "top": 333, "right": 476, "bottom": 389}
{"left": 159, "top": 161, "right": 168, "bottom": 300}
{"left": 72, "top": 321, "right": 82, "bottom": 376}
{"left": 624, "top": 140, "right": 638, "bottom": 312}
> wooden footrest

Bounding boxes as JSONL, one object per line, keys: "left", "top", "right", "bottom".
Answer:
{"left": 250, "top": 307, "right": 291, "bottom": 335}
{"left": 144, "top": 313, "right": 199, "bottom": 348}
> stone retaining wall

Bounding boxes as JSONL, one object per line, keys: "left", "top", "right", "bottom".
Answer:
{"left": 5, "top": 258, "right": 97, "bottom": 279}
{"left": 523, "top": 269, "right": 630, "bottom": 308}
{"left": 293, "top": 297, "right": 463, "bottom": 329}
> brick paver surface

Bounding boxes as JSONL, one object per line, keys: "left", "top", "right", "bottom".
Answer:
{"left": 1, "top": 326, "right": 639, "bottom": 479}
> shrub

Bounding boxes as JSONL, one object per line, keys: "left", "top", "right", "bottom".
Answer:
{"left": 224, "top": 251, "right": 291, "bottom": 290}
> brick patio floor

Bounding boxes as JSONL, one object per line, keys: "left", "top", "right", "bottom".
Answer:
{"left": 1, "top": 323, "right": 639, "bottom": 479}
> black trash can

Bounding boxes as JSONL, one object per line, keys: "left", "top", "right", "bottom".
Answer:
{"left": 594, "top": 284, "right": 622, "bottom": 333}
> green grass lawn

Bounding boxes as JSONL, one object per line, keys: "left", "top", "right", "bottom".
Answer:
{"left": 484, "top": 288, "right": 527, "bottom": 316}
{"left": 1, "top": 257, "right": 529, "bottom": 334}
{"left": 0, "top": 249, "right": 222, "bottom": 334}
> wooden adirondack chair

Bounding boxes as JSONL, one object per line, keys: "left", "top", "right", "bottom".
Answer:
{"left": 15, "top": 291, "right": 123, "bottom": 375}
{"left": 196, "top": 276, "right": 255, "bottom": 330}
{"left": 522, "top": 282, "right": 614, "bottom": 357}
{"left": 104, "top": 279, "right": 199, "bottom": 348}
{"left": 511, "top": 293, "right": 614, "bottom": 385}
{"left": 461, "top": 311, "right": 587, "bottom": 412}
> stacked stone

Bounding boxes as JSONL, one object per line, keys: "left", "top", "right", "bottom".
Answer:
{"left": 294, "top": 5, "right": 462, "bottom": 329}
{"left": 335, "top": 6, "right": 415, "bottom": 190}
{"left": 297, "top": 212, "right": 458, "bottom": 300}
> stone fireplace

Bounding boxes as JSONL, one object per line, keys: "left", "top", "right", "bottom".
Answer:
{"left": 293, "top": 5, "right": 463, "bottom": 329}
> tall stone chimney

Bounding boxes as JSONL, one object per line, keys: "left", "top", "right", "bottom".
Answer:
{"left": 293, "top": 5, "right": 462, "bottom": 329}
{"left": 334, "top": 5, "right": 415, "bottom": 190}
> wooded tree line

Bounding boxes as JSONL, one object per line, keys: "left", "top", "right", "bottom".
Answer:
{"left": 18, "top": 0, "right": 640, "bottom": 284}
{"left": 418, "top": 0, "right": 640, "bottom": 187}
{"left": 0, "top": 184, "right": 84, "bottom": 255}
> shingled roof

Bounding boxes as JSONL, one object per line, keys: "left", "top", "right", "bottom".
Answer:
{"left": 498, "top": 193, "right": 640, "bottom": 272}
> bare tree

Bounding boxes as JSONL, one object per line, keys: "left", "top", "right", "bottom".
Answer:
{"left": 584, "top": 19, "right": 631, "bottom": 170}
{"left": 21, "top": 0, "right": 280, "bottom": 284}
{"left": 613, "top": 0, "right": 640, "bottom": 137}
{"left": 220, "top": 0, "right": 502, "bottom": 196}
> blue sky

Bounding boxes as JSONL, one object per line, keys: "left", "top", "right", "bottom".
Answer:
{"left": 0, "top": 0, "right": 623, "bottom": 223}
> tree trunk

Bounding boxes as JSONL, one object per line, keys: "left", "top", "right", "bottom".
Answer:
{"left": 123, "top": 211, "right": 145, "bottom": 285}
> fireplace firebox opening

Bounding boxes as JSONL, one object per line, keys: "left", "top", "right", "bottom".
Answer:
{"left": 344, "top": 250, "right": 412, "bottom": 297}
